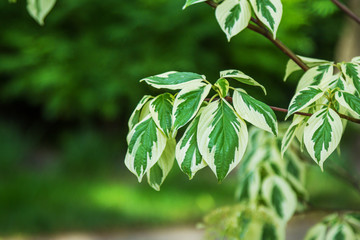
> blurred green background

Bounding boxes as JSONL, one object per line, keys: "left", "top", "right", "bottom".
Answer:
{"left": 0, "top": 0, "right": 359, "bottom": 237}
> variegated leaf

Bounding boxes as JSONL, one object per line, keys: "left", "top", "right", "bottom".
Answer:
{"left": 284, "top": 150, "right": 307, "bottom": 196}
{"left": 352, "top": 56, "right": 360, "bottom": 65}
{"left": 214, "top": 78, "right": 230, "bottom": 97}
{"left": 304, "top": 108, "right": 343, "bottom": 170}
{"left": 27, "top": 0, "right": 56, "bottom": 25}
{"left": 172, "top": 83, "right": 211, "bottom": 131}
{"left": 344, "top": 213, "right": 360, "bottom": 228}
{"left": 341, "top": 62, "right": 360, "bottom": 94}
{"left": 249, "top": 0, "right": 282, "bottom": 37}
{"left": 296, "top": 64, "right": 333, "bottom": 92}
{"left": 125, "top": 115, "right": 167, "bottom": 182}
{"left": 220, "top": 69, "right": 267, "bottom": 94}
{"left": 237, "top": 169, "right": 261, "bottom": 202}
{"left": 261, "top": 176, "right": 297, "bottom": 221}
{"left": 149, "top": 93, "right": 174, "bottom": 137}
{"left": 215, "top": 0, "right": 252, "bottom": 41}
{"left": 128, "top": 95, "right": 153, "bottom": 130}
{"left": 197, "top": 99, "right": 248, "bottom": 181}
{"left": 147, "top": 138, "right": 176, "bottom": 191}
{"left": 233, "top": 89, "right": 278, "bottom": 135}
{"left": 329, "top": 74, "right": 347, "bottom": 91}
{"left": 335, "top": 91, "right": 360, "bottom": 118}
{"left": 141, "top": 71, "right": 205, "bottom": 90}
{"left": 304, "top": 223, "right": 327, "bottom": 240}
{"left": 182, "top": 0, "right": 207, "bottom": 9}
{"left": 281, "top": 115, "right": 305, "bottom": 156}
{"left": 326, "top": 223, "right": 356, "bottom": 240}
{"left": 176, "top": 111, "right": 207, "bottom": 179}
{"left": 286, "top": 86, "right": 324, "bottom": 119}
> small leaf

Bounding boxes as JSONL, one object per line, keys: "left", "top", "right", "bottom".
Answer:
{"left": 328, "top": 74, "right": 346, "bottom": 91}
{"left": 304, "top": 108, "right": 343, "bottom": 170}
{"left": 183, "top": 0, "right": 207, "bottom": 9}
{"left": 284, "top": 150, "right": 307, "bottom": 196}
{"left": 286, "top": 86, "right": 324, "bottom": 119}
{"left": 341, "top": 62, "right": 360, "bottom": 94}
{"left": 141, "top": 71, "right": 205, "bottom": 90}
{"left": 125, "top": 116, "right": 167, "bottom": 182}
{"left": 249, "top": 0, "right": 282, "bottom": 37}
{"left": 214, "top": 78, "right": 230, "bottom": 97}
{"left": 304, "top": 223, "right": 327, "bottom": 240}
{"left": 149, "top": 93, "right": 174, "bottom": 137}
{"left": 197, "top": 99, "right": 248, "bottom": 181}
{"left": 128, "top": 95, "right": 153, "bottom": 130}
{"left": 220, "top": 69, "right": 267, "bottom": 94}
{"left": 215, "top": 0, "right": 252, "bottom": 41}
{"left": 326, "top": 223, "right": 356, "bottom": 240}
{"left": 233, "top": 89, "right": 278, "bottom": 135}
{"left": 335, "top": 91, "right": 360, "bottom": 118}
{"left": 296, "top": 64, "right": 333, "bottom": 92}
{"left": 237, "top": 169, "right": 261, "bottom": 202}
{"left": 281, "top": 115, "right": 305, "bottom": 156}
{"left": 27, "top": 0, "right": 56, "bottom": 25}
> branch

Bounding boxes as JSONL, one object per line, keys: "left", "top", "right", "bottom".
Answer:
{"left": 331, "top": 0, "right": 360, "bottom": 25}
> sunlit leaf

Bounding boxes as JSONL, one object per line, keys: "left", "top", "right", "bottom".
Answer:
{"left": 341, "top": 62, "right": 360, "bottom": 94}
{"left": 128, "top": 95, "right": 153, "bottom": 130}
{"left": 220, "top": 69, "right": 267, "bottom": 94}
{"left": 183, "top": 0, "right": 207, "bottom": 9}
{"left": 296, "top": 64, "right": 333, "bottom": 92}
{"left": 335, "top": 91, "right": 360, "bottom": 118}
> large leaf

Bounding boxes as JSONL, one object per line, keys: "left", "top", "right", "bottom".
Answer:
{"left": 304, "top": 223, "right": 327, "bottom": 240}
{"left": 261, "top": 176, "right": 297, "bottom": 221}
{"left": 304, "top": 108, "right": 343, "bottom": 170}
{"left": 215, "top": 0, "right": 252, "bottom": 41}
{"left": 281, "top": 115, "right": 305, "bottom": 156}
{"left": 233, "top": 89, "right": 278, "bottom": 135}
{"left": 335, "top": 91, "right": 360, "bottom": 118}
{"left": 237, "top": 170, "right": 261, "bottom": 202}
{"left": 197, "top": 99, "right": 248, "bottom": 181}
{"left": 125, "top": 115, "right": 167, "bottom": 182}
{"left": 149, "top": 93, "right": 174, "bottom": 137}
{"left": 141, "top": 71, "right": 205, "bottom": 90}
{"left": 147, "top": 138, "right": 176, "bottom": 191}
{"left": 296, "top": 64, "right": 333, "bottom": 92}
{"left": 182, "top": 0, "right": 207, "bottom": 9}
{"left": 326, "top": 223, "right": 356, "bottom": 240}
{"left": 176, "top": 111, "right": 207, "bottom": 179}
{"left": 284, "top": 56, "right": 331, "bottom": 81}
{"left": 128, "top": 95, "right": 153, "bottom": 130}
{"left": 341, "top": 62, "right": 360, "bottom": 94}
{"left": 286, "top": 86, "right": 324, "bottom": 118}
{"left": 27, "top": 0, "right": 56, "bottom": 25}
{"left": 249, "top": 0, "right": 282, "bottom": 37}
{"left": 220, "top": 69, "right": 267, "bottom": 94}
{"left": 172, "top": 83, "right": 211, "bottom": 131}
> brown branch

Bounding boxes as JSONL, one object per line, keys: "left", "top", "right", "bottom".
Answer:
{"left": 331, "top": 0, "right": 360, "bottom": 25}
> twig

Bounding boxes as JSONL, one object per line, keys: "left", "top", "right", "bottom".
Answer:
{"left": 331, "top": 0, "right": 360, "bottom": 25}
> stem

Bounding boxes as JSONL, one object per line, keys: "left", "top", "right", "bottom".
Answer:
{"left": 331, "top": 0, "right": 360, "bottom": 25}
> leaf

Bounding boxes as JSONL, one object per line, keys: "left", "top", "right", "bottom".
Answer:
{"left": 304, "top": 108, "right": 343, "bottom": 170}
{"left": 261, "top": 176, "right": 297, "bottom": 221}
{"left": 296, "top": 64, "right": 333, "bottom": 92}
{"left": 233, "top": 89, "right": 278, "bottom": 135}
{"left": 344, "top": 213, "right": 360, "bottom": 228}
{"left": 328, "top": 74, "right": 346, "bottom": 91}
{"left": 197, "top": 99, "right": 248, "bottom": 181}
{"left": 141, "top": 71, "right": 205, "bottom": 90}
{"left": 284, "top": 150, "right": 307, "bottom": 196}
{"left": 183, "top": 0, "right": 207, "bottom": 9}
{"left": 128, "top": 95, "right": 153, "bottom": 130}
{"left": 281, "top": 115, "right": 305, "bottom": 156}
{"left": 304, "top": 223, "right": 327, "bottom": 240}
{"left": 220, "top": 69, "right": 267, "bottom": 94}
{"left": 147, "top": 138, "right": 176, "bottom": 191}
{"left": 335, "top": 91, "right": 360, "bottom": 118}
{"left": 125, "top": 115, "right": 167, "bottom": 182}
{"left": 352, "top": 56, "right": 360, "bottom": 65}
{"left": 176, "top": 111, "right": 207, "bottom": 179}
{"left": 214, "top": 78, "right": 230, "bottom": 97}
{"left": 215, "top": 0, "right": 252, "bottom": 41}
{"left": 172, "top": 83, "right": 211, "bottom": 131}
{"left": 237, "top": 170, "right": 261, "bottom": 202}
{"left": 286, "top": 86, "right": 324, "bottom": 119}
{"left": 27, "top": 0, "right": 56, "bottom": 25}
{"left": 149, "top": 93, "right": 174, "bottom": 137}
{"left": 326, "top": 223, "right": 356, "bottom": 240}
{"left": 249, "top": 0, "right": 283, "bottom": 37}
{"left": 341, "top": 62, "right": 360, "bottom": 94}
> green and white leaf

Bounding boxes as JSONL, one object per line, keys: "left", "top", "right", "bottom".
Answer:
{"left": 296, "top": 64, "right": 333, "bottom": 92}
{"left": 329, "top": 73, "right": 347, "bottom": 91}
{"left": 141, "top": 71, "right": 205, "bottom": 90}
{"left": 214, "top": 78, "right": 230, "bottom": 97}
{"left": 284, "top": 150, "right": 307, "bottom": 196}
{"left": 183, "top": 0, "right": 207, "bottom": 9}
{"left": 284, "top": 56, "right": 331, "bottom": 82}
{"left": 27, "top": 0, "right": 56, "bottom": 25}
{"left": 345, "top": 213, "right": 360, "bottom": 229}
{"left": 335, "top": 91, "right": 360, "bottom": 118}
{"left": 352, "top": 56, "right": 360, "bottom": 65}
{"left": 304, "top": 223, "right": 327, "bottom": 240}
{"left": 197, "top": 99, "right": 248, "bottom": 181}
{"left": 281, "top": 115, "right": 306, "bottom": 156}
{"left": 147, "top": 138, "right": 176, "bottom": 191}
{"left": 220, "top": 69, "right": 267, "bottom": 94}
{"left": 176, "top": 111, "right": 207, "bottom": 179}
{"left": 326, "top": 223, "right": 356, "bottom": 240}
{"left": 125, "top": 115, "right": 167, "bottom": 182}
{"left": 172, "top": 83, "right": 211, "bottom": 131}
{"left": 215, "top": 0, "right": 252, "bottom": 41}
{"left": 261, "top": 176, "right": 297, "bottom": 221}
{"left": 286, "top": 86, "right": 324, "bottom": 119}
{"left": 128, "top": 95, "right": 153, "bottom": 130}
{"left": 233, "top": 89, "right": 278, "bottom": 135}
{"left": 237, "top": 169, "right": 261, "bottom": 202}
{"left": 249, "top": 0, "right": 283, "bottom": 37}
{"left": 149, "top": 93, "right": 174, "bottom": 137}
{"left": 304, "top": 108, "right": 343, "bottom": 170}
{"left": 341, "top": 62, "right": 360, "bottom": 94}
